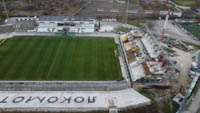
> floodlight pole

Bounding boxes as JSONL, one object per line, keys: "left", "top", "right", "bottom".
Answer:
{"left": 125, "top": 0, "right": 129, "bottom": 27}
{"left": 2, "top": 0, "right": 9, "bottom": 19}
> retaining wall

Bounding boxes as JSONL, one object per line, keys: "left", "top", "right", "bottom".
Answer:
{"left": 0, "top": 80, "right": 130, "bottom": 91}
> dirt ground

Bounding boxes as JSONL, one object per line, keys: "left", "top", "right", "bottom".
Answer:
{"left": 149, "top": 20, "right": 200, "bottom": 45}
{"left": 170, "top": 47, "right": 195, "bottom": 94}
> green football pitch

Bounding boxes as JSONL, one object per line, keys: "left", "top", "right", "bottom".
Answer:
{"left": 171, "top": 0, "right": 196, "bottom": 6}
{"left": 181, "top": 24, "right": 200, "bottom": 39}
{"left": 0, "top": 37, "right": 123, "bottom": 81}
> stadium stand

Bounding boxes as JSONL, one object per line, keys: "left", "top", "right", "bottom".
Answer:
{"left": 0, "top": 25, "right": 15, "bottom": 34}
{"left": 15, "top": 21, "right": 37, "bottom": 32}
{"left": 126, "top": 50, "right": 135, "bottom": 63}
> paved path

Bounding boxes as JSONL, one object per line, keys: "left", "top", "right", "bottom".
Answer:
{"left": 168, "top": 0, "right": 191, "bottom": 10}
{"left": 0, "top": 32, "right": 15, "bottom": 39}
{"left": 182, "top": 83, "right": 200, "bottom": 113}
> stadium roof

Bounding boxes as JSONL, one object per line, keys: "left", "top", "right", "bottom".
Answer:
{"left": 39, "top": 16, "right": 94, "bottom": 22}
{"left": 5, "top": 17, "right": 35, "bottom": 24}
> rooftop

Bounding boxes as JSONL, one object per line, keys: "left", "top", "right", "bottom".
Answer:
{"left": 39, "top": 16, "right": 94, "bottom": 22}
{"left": 5, "top": 17, "right": 36, "bottom": 24}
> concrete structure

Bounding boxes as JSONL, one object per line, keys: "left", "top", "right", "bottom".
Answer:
{"left": 99, "top": 25, "right": 114, "bottom": 32}
{"left": 0, "top": 24, "right": 15, "bottom": 34}
{"left": 130, "top": 64, "right": 146, "bottom": 81}
{"left": 35, "top": 16, "right": 97, "bottom": 33}
{"left": 141, "top": 33, "right": 162, "bottom": 59}
{"left": 119, "top": 29, "right": 172, "bottom": 86}
{"left": 0, "top": 89, "right": 151, "bottom": 112}
{"left": 4, "top": 17, "right": 37, "bottom": 32}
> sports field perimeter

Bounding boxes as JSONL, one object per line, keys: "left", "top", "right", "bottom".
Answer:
{"left": 0, "top": 37, "right": 123, "bottom": 81}
{"left": 180, "top": 24, "right": 200, "bottom": 39}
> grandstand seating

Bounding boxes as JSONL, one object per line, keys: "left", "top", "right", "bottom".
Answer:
{"left": 0, "top": 25, "right": 15, "bottom": 34}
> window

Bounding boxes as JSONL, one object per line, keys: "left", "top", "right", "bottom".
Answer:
{"left": 64, "top": 23, "right": 70, "bottom": 26}
{"left": 70, "top": 22, "right": 76, "bottom": 26}
{"left": 57, "top": 23, "right": 64, "bottom": 26}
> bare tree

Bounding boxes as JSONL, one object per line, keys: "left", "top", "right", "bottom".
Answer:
{"left": 196, "top": 0, "right": 200, "bottom": 6}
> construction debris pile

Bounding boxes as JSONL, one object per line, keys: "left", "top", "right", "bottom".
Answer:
{"left": 163, "top": 39, "right": 189, "bottom": 52}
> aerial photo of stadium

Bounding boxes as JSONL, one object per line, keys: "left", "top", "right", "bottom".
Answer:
{"left": 1, "top": 0, "right": 200, "bottom": 113}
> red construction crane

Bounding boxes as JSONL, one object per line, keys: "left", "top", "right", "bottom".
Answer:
{"left": 160, "top": 11, "right": 172, "bottom": 41}
{"left": 97, "top": 9, "right": 181, "bottom": 41}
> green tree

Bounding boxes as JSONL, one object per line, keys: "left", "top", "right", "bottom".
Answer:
{"left": 0, "top": 11, "right": 9, "bottom": 23}
{"left": 0, "top": 11, "right": 9, "bottom": 19}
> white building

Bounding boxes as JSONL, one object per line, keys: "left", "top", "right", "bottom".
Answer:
{"left": 5, "top": 17, "right": 37, "bottom": 24}
{"left": 35, "top": 16, "right": 96, "bottom": 33}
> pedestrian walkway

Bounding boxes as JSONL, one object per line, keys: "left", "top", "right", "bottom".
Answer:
{"left": 0, "top": 32, "right": 15, "bottom": 39}
{"left": 182, "top": 80, "right": 200, "bottom": 113}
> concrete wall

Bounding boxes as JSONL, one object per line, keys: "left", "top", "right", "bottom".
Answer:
{"left": 0, "top": 80, "right": 130, "bottom": 91}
